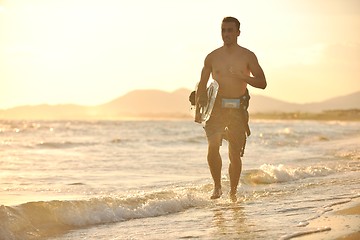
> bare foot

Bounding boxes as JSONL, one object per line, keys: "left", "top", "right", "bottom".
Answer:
{"left": 229, "top": 192, "right": 237, "bottom": 202}
{"left": 210, "top": 187, "right": 222, "bottom": 199}
{"left": 229, "top": 189, "right": 237, "bottom": 202}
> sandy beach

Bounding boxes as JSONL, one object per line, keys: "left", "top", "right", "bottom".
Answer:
{"left": 288, "top": 197, "right": 360, "bottom": 240}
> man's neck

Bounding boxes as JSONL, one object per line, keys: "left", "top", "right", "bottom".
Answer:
{"left": 223, "top": 43, "right": 238, "bottom": 52}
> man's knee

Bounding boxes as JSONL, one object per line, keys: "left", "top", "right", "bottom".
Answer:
{"left": 207, "top": 133, "right": 222, "bottom": 147}
{"left": 229, "top": 144, "right": 242, "bottom": 163}
{"left": 208, "top": 144, "right": 220, "bottom": 158}
{"left": 229, "top": 141, "right": 242, "bottom": 154}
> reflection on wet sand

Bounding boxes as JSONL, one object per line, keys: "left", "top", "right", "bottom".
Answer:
{"left": 212, "top": 201, "right": 247, "bottom": 238}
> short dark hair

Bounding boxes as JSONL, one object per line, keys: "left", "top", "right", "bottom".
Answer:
{"left": 222, "top": 17, "right": 240, "bottom": 30}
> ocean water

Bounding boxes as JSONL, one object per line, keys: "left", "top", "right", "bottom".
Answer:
{"left": 0, "top": 119, "right": 359, "bottom": 240}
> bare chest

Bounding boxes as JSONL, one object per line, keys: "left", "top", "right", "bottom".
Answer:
{"left": 211, "top": 54, "right": 249, "bottom": 79}
{"left": 210, "top": 52, "right": 249, "bottom": 97}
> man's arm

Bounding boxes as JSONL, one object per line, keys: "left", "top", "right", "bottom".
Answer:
{"left": 246, "top": 52, "right": 267, "bottom": 89}
{"left": 194, "top": 55, "right": 211, "bottom": 123}
{"left": 196, "top": 55, "right": 212, "bottom": 106}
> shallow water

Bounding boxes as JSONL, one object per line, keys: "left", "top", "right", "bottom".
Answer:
{"left": 0, "top": 120, "right": 359, "bottom": 239}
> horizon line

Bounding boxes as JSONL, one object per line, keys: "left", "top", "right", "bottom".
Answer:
{"left": 1, "top": 88, "right": 359, "bottom": 110}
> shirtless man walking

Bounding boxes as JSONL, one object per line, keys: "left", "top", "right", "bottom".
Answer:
{"left": 196, "top": 17, "right": 267, "bottom": 199}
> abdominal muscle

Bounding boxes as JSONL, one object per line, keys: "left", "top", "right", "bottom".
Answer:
{"left": 213, "top": 74, "right": 248, "bottom": 98}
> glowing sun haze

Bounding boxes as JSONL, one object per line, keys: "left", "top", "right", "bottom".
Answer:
{"left": 1, "top": 0, "right": 359, "bottom": 109}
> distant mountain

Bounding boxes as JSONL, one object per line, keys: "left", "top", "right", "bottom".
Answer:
{"left": 0, "top": 89, "right": 359, "bottom": 120}
{"left": 249, "top": 91, "right": 360, "bottom": 113}
{"left": 300, "top": 91, "right": 360, "bottom": 112}
{"left": 98, "top": 88, "right": 190, "bottom": 118}
{"left": 248, "top": 95, "right": 298, "bottom": 113}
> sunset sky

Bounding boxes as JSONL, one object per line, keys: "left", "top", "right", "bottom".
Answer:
{"left": 1, "top": 0, "right": 359, "bottom": 109}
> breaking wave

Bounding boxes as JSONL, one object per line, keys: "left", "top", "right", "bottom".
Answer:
{"left": 0, "top": 162, "right": 348, "bottom": 239}
{"left": 242, "top": 164, "right": 336, "bottom": 184}
{"left": 0, "top": 190, "right": 208, "bottom": 240}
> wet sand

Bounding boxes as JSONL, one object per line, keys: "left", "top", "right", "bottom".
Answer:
{"left": 295, "top": 198, "right": 360, "bottom": 240}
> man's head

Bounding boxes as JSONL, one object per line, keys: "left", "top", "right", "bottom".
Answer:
{"left": 221, "top": 17, "right": 240, "bottom": 46}
{"left": 222, "top": 17, "right": 240, "bottom": 30}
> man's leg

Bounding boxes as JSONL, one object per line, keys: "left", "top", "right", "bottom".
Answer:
{"left": 228, "top": 140, "right": 242, "bottom": 196}
{"left": 207, "top": 133, "right": 223, "bottom": 199}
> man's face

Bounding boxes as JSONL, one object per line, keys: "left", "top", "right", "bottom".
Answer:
{"left": 221, "top": 22, "right": 240, "bottom": 45}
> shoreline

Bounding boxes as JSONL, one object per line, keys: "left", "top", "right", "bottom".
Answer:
{"left": 1, "top": 109, "right": 360, "bottom": 122}
{"left": 287, "top": 197, "right": 360, "bottom": 240}
{"left": 250, "top": 109, "right": 360, "bottom": 122}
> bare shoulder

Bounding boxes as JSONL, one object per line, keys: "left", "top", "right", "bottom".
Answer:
{"left": 204, "top": 47, "right": 222, "bottom": 66}
{"left": 238, "top": 46, "right": 256, "bottom": 58}
{"left": 207, "top": 47, "right": 222, "bottom": 59}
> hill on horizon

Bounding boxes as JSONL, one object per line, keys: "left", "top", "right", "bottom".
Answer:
{"left": 0, "top": 89, "right": 359, "bottom": 120}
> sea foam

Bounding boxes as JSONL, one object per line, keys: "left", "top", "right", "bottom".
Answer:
{"left": 243, "top": 164, "right": 334, "bottom": 184}
{"left": 0, "top": 190, "right": 208, "bottom": 240}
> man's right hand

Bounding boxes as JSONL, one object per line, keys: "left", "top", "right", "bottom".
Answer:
{"left": 198, "top": 94, "right": 208, "bottom": 107}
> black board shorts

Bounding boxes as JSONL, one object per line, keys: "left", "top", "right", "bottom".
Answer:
{"left": 204, "top": 98, "right": 247, "bottom": 156}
